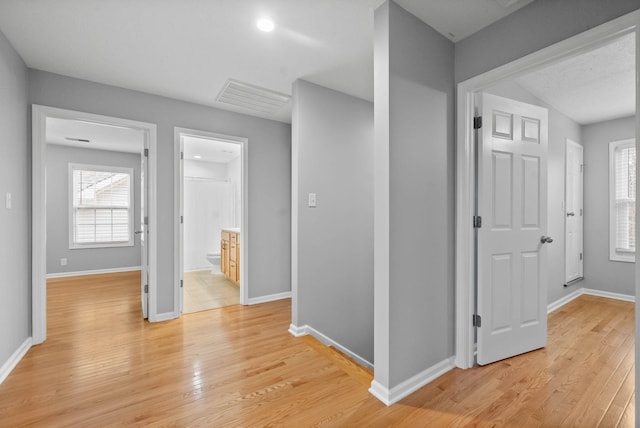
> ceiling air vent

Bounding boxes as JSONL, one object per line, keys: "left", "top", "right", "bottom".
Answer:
{"left": 216, "top": 79, "right": 290, "bottom": 115}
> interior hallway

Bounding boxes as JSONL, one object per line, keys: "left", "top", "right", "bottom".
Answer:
{"left": 0, "top": 272, "right": 633, "bottom": 426}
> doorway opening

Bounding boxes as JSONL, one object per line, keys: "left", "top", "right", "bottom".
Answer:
{"left": 174, "top": 128, "right": 248, "bottom": 315}
{"left": 32, "top": 105, "right": 158, "bottom": 344}
{"left": 455, "top": 12, "right": 639, "bottom": 369}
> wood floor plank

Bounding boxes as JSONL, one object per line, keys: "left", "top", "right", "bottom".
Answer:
{"left": 0, "top": 273, "right": 634, "bottom": 426}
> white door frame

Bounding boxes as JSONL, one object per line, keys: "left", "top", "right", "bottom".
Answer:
{"left": 32, "top": 105, "right": 159, "bottom": 344}
{"left": 173, "top": 127, "right": 249, "bottom": 315}
{"left": 455, "top": 11, "right": 640, "bottom": 369}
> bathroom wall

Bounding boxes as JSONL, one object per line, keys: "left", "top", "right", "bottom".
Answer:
{"left": 227, "top": 156, "right": 241, "bottom": 227}
{"left": 183, "top": 158, "right": 240, "bottom": 271}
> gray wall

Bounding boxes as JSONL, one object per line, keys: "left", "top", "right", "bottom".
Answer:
{"left": 45, "top": 145, "right": 142, "bottom": 274}
{"left": 292, "top": 79, "right": 374, "bottom": 363}
{"left": 582, "top": 116, "right": 636, "bottom": 296}
{"left": 486, "top": 81, "right": 582, "bottom": 305}
{"left": 0, "top": 30, "right": 29, "bottom": 371}
{"left": 375, "top": 1, "right": 455, "bottom": 388}
{"left": 455, "top": 0, "right": 640, "bottom": 83}
{"left": 29, "top": 70, "right": 291, "bottom": 313}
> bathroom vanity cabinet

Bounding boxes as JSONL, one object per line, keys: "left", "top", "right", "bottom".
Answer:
{"left": 221, "top": 229, "right": 240, "bottom": 285}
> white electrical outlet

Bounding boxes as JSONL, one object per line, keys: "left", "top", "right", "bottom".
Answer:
{"left": 60, "top": 258, "right": 67, "bottom": 266}
{"left": 308, "top": 193, "right": 317, "bottom": 208}
{"left": 5, "top": 192, "right": 11, "bottom": 209}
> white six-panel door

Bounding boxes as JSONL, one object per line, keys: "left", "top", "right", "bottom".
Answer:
{"left": 477, "top": 93, "right": 549, "bottom": 366}
{"left": 565, "top": 139, "right": 584, "bottom": 283}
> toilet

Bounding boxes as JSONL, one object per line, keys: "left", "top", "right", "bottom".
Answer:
{"left": 206, "top": 252, "right": 221, "bottom": 274}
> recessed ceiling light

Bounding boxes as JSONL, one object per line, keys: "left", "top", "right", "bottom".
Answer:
{"left": 256, "top": 17, "right": 275, "bottom": 33}
{"left": 193, "top": 155, "right": 202, "bottom": 159}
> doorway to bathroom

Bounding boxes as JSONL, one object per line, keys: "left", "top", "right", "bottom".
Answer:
{"left": 174, "top": 128, "right": 248, "bottom": 314}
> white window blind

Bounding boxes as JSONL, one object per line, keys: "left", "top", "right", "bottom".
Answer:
{"left": 610, "top": 139, "right": 636, "bottom": 262}
{"left": 70, "top": 164, "right": 134, "bottom": 248}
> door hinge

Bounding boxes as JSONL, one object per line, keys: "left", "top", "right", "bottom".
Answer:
{"left": 144, "top": 216, "right": 149, "bottom": 225}
{"left": 473, "top": 314, "right": 482, "bottom": 327}
{"left": 473, "top": 116, "right": 482, "bottom": 129}
{"left": 473, "top": 215, "right": 482, "bottom": 228}
{"left": 180, "top": 215, "right": 183, "bottom": 224}
{"left": 180, "top": 151, "right": 184, "bottom": 160}
{"left": 144, "top": 148, "right": 149, "bottom": 157}
{"left": 180, "top": 279, "right": 183, "bottom": 288}
{"left": 144, "top": 284, "right": 149, "bottom": 293}
{"left": 580, "top": 208, "right": 583, "bottom": 216}
{"left": 580, "top": 253, "right": 583, "bottom": 261}
{"left": 580, "top": 164, "right": 584, "bottom": 173}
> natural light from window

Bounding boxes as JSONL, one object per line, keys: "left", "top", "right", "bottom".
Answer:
{"left": 70, "top": 164, "right": 134, "bottom": 248}
{"left": 610, "top": 139, "right": 636, "bottom": 262}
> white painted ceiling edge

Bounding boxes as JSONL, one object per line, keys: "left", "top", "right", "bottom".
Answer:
{"left": 0, "top": 0, "right": 535, "bottom": 124}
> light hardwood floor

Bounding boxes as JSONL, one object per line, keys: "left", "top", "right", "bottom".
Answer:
{"left": 0, "top": 272, "right": 634, "bottom": 426}
{"left": 183, "top": 269, "right": 239, "bottom": 314}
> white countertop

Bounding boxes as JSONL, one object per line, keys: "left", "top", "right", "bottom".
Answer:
{"left": 222, "top": 227, "right": 241, "bottom": 233}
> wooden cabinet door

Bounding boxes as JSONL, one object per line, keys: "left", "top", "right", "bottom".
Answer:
{"left": 230, "top": 261, "right": 237, "bottom": 282}
{"left": 221, "top": 238, "right": 229, "bottom": 276}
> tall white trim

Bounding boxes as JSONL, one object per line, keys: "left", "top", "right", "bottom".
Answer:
{"left": 288, "top": 323, "right": 373, "bottom": 370}
{"left": 173, "top": 127, "right": 249, "bottom": 318}
{"left": 32, "top": 105, "right": 158, "bottom": 337}
{"left": 369, "top": 357, "right": 455, "bottom": 406}
{"left": 455, "top": 11, "right": 640, "bottom": 370}
{"left": 247, "top": 291, "right": 291, "bottom": 305}
{"left": 0, "top": 338, "right": 32, "bottom": 384}
{"left": 46, "top": 266, "right": 141, "bottom": 279}
{"left": 547, "top": 288, "right": 635, "bottom": 314}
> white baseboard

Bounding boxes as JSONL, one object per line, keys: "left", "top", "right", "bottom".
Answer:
{"left": 547, "top": 287, "right": 635, "bottom": 314}
{"left": 0, "top": 337, "right": 32, "bottom": 384}
{"left": 288, "top": 323, "right": 373, "bottom": 369}
{"left": 247, "top": 291, "right": 291, "bottom": 305}
{"left": 151, "top": 312, "right": 177, "bottom": 322}
{"left": 369, "top": 356, "right": 456, "bottom": 406}
{"left": 583, "top": 288, "right": 635, "bottom": 302}
{"left": 547, "top": 288, "right": 584, "bottom": 313}
{"left": 288, "top": 323, "right": 307, "bottom": 337}
{"left": 184, "top": 265, "right": 214, "bottom": 273}
{"left": 46, "top": 266, "right": 141, "bottom": 279}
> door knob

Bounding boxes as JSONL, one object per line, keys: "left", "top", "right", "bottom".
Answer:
{"left": 134, "top": 230, "right": 144, "bottom": 235}
{"left": 540, "top": 236, "right": 553, "bottom": 244}
{"left": 566, "top": 212, "right": 575, "bottom": 217}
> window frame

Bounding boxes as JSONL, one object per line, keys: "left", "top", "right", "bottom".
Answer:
{"left": 609, "top": 138, "right": 636, "bottom": 263}
{"left": 68, "top": 163, "right": 135, "bottom": 249}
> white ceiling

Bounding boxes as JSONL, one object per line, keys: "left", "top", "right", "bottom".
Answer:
{"left": 183, "top": 136, "right": 241, "bottom": 164}
{"left": 515, "top": 32, "right": 636, "bottom": 125}
{"left": 46, "top": 117, "right": 144, "bottom": 153}
{"left": 0, "top": 0, "right": 535, "bottom": 124}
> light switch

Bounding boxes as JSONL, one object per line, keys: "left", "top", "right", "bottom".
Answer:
{"left": 5, "top": 192, "right": 11, "bottom": 209}
{"left": 60, "top": 258, "right": 67, "bottom": 266}
{"left": 308, "top": 193, "right": 317, "bottom": 208}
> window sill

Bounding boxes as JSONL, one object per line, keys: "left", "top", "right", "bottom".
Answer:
{"left": 609, "top": 255, "right": 635, "bottom": 263}
{"left": 70, "top": 242, "right": 134, "bottom": 250}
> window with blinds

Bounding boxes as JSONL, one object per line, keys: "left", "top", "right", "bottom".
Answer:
{"left": 69, "top": 164, "right": 134, "bottom": 248}
{"left": 609, "top": 139, "right": 636, "bottom": 262}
